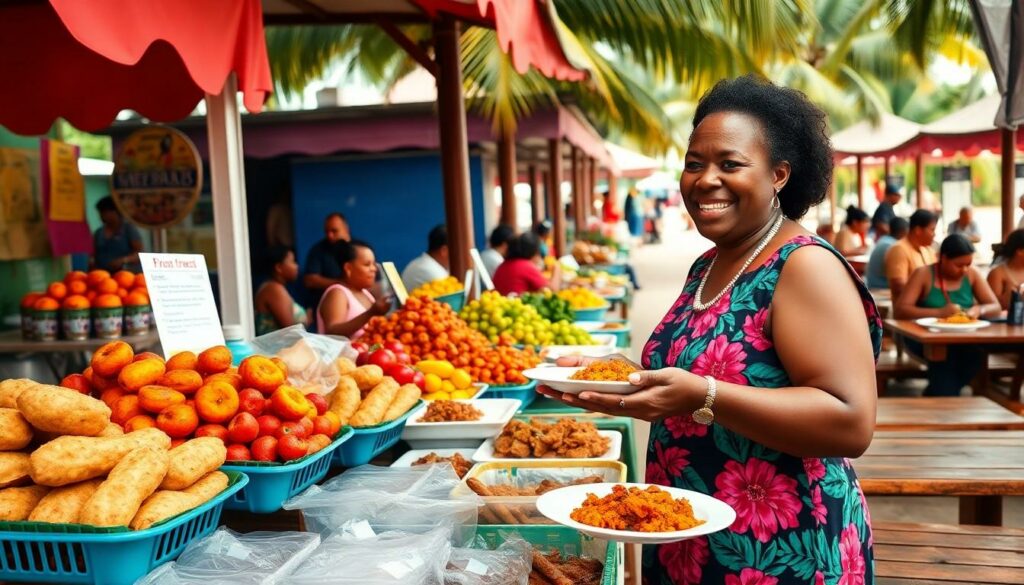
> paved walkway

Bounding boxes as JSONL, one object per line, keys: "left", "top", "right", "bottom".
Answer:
{"left": 623, "top": 208, "right": 1023, "bottom": 527}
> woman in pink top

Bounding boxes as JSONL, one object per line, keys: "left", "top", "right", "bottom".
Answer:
{"left": 492, "top": 232, "right": 562, "bottom": 295}
{"left": 317, "top": 240, "right": 390, "bottom": 338}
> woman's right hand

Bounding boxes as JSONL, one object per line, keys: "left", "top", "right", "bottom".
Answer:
{"left": 372, "top": 295, "right": 393, "bottom": 315}
{"left": 939, "top": 303, "right": 962, "bottom": 317}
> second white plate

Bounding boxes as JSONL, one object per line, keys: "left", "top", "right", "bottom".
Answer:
{"left": 401, "top": 398, "right": 521, "bottom": 449}
{"left": 522, "top": 366, "right": 636, "bottom": 395}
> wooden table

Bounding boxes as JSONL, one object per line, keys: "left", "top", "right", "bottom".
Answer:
{"left": 883, "top": 319, "right": 1024, "bottom": 361}
{"left": 854, "top": 430, "right": 1024, "bottom": 526}
{"left": 876, "top": 396, "right": 1024, "bottom": 430}
{"left": 874, "top": 521, "right": 1024, "bottom": 584}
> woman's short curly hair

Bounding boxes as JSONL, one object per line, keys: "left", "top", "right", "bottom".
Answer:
{"left": 691, "top": 75, "right": 834, "bottom": 220}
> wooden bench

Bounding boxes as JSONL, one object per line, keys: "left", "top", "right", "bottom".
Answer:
{"left": 876, "top": 350, "right": 927, "bottom": 395}
{"left": 874, "top": 521, "right": 1024, "bottom": 584}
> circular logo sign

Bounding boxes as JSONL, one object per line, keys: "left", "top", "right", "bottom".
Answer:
{"left": 110, "top": 126, "right": 202, "bottom": 229}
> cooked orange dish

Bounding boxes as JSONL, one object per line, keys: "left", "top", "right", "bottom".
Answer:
{"left": 569, "top": 360, "right": 637, "bottom": 382}
{"left": 938, "top": 311, "right": 976, "bottom": 324}
{"left": 570, "top": 484, "right": 704, "bottom": 532}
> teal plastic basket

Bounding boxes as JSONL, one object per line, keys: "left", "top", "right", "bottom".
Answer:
{"left": 474, "top": 525, "right": 617, "bottom": 585}
{"left": 572, "top": 304, "right": 610, "bottom": 322}
{"left": 221, "top": 427, "right": 353, "bottom": 513}
{"left": 332, "top": 401, "right": 421, "bottom": 467}
{"left": 483, "top": 380, "right": 538, "bottom": 410}
{"left": 0, "top": 471, "right": 247, "bottom": 585}
{"left": 590, "top": 262, "right": 627, "bottom": 276}
{"left": 434, "top": 290, "right": 466, "bottom": 312}
{"left": 598, "top": 319, "right": 631, "bottom": 348}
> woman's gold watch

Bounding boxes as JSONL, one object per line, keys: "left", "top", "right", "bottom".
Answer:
{"left": 692, "top": 375, "right": 717, "bottom": 425}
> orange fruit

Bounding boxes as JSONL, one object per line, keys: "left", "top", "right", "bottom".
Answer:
{"left": 64, "top": 270, "right": 87, "bottom": 285}
{"left": 92, "top": 340, "right": 134, "bottom": 377}
{"left": 111, "top": 394, "right": 142, "bottom": 425}
{"left": 156, "top": 404, "right": 200, "bottom": 439}
{"left": 117, "top": 358, "right": 167, "bottom": 392}
{"left": 94, "top": 293, "right": 122, "bottom": 308}
{"left": 133, "top": 273, "right": 146, "bottom": 288}
{"left": 116, "top": 287, "right": 129, "bottom": 299}
{"left": 68, "top": 280, "right": 88, "bottom": 295}
{"left": 124, "top": 414, "right": 156, "bottom": 432}
{"left": 62, "top": 294, "right": 90, "bottom": 310}
{"left": 195, "top": 381, "right": 239, "bottom": 424}
{"left": 87, "top": 270, "right": 111, "bottom": 289}
{"left": 125, "top": 291, "right": 150, "bottom": 306}
{"left": 196, "top": 346, "right": 233, "bottom": 376}
{"left": 96, "top": 278, "right": 118, "bottom": 295}
{"left": 113, "top": 270, "right": 136, "bottom": 289}
{"left": 138, "top": 385, "right": 186, "bottom": 413}
{"left": 157, "top": 369, "right": 203, "bottom": 395}
{"left": 20, "top": 292, "right": 44, "bottom": 309}
{"left": 33, "top": 297, "right": 59, "bottom": 311}
{"left": 238, "top": 355, "right": 286, "bottom": 394}
{"left": 47, "top": 282, "right": 67, "bottom": 300}
{"left": 166, "top": 351, "right": 199, "bottom": 372}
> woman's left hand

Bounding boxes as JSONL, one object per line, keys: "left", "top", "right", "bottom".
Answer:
{"left": 537, "top": 367, "right": 704, "bottom": 422}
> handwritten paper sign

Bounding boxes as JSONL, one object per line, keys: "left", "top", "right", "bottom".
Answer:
{"left": 140, "top": 253, "right": 224, "bottom": 358}
{"left": 46, "top": 141, "right": 85, "bottom": 222}
{"left": 381, "top": 261, "right": 409, "bottom": 305}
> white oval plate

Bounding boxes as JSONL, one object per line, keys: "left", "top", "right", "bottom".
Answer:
{"left": 401, "top": 398, "right": 521, "bottom": 448}
{"left": 915, "top": 317, "right": 992, "bottom": 332}
{"left": 522, "top": 366, "right": 635, "bottom": 395}
{"left": 536, "top": 483, "right": 737, "bottom": 544}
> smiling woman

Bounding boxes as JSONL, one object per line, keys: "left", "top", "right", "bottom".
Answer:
{"left": 539, "top": 75, "right": 882, "bottom": 585}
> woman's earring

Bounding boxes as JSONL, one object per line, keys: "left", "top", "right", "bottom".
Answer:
{"left": 771, "top": 187, "right": 781, "bottom": 210}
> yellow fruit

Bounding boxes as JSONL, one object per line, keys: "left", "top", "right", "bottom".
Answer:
{"left": 417, "top": 360, "right": 455, "bottom": 379}
{"left": 424, "top": 373, "right": 443, "bottom": 394}
{"left": 441, "top": 380, "right": 456, "bottom": 394}
{"left": 450, "top": 389, "right": 472, "bottom": 400}
{"left": 423, "top": 391, "right": 449, "bottom": 401}
{"left": 450, "top": 369, "right": 472, "bottom": 390}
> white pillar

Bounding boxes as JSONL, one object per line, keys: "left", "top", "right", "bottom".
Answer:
{"left": 205, "top": 74, "right": 254, "bottom": 339}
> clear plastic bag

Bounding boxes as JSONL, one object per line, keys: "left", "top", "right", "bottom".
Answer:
{"left": 283, "top": 464, "right": 480, "bottom": 544}
{"left": 288, "top": 527, "right": 452, "bottom": 585}
{"left": 135, "top": 529, "right": 320, "bottom": 585}
{"left": 443, "top": 535, "right": 532, "bottom": 585}
{"left": 250, "top": 324, "right": 356, "bottom": 394}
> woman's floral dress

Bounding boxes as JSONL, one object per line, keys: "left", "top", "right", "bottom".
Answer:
{"left": 642, "top": 235, "right": 882, "bottom": 585}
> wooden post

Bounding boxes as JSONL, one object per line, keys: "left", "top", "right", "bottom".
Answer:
{"left": 883, "top": 156, "right": 891, "bottom": 184}
{"left": 548, "top": 139, "right": 566, "bottom": 257}
{"left": 205, "top": 74, "right": 254, "bottom": 338}
{"left": 1002, "top": 128, "right": 1016, "bottom": 241}
{"left": 498, "top": 128, "right": 517, "bottom": 227}
{"left": 915, "top": 153, "right": 925, "bottom": 210}
{"left": 608, "top": 170, "right": 618, "bottom": 215}
{"left": 856, "top": 156, "right": 864, "bottom": 210}
{"left": 589, "top": 156, "right": 599, "bottom": 219}
{"left": 542, "top": 169, "right": 551, "bottom": 222}
{"left": 528, "top": 163, "right": 543, "bottom": 226}
{"left": 571, "top": 146, "right": 584, "bottom": 234}
{"left": 434, "top": 17, "right": 474, "bottom": 278}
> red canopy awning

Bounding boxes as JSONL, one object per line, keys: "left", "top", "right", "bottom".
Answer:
{"left": 0, "top": 0, "right": 272, "bottom": 135}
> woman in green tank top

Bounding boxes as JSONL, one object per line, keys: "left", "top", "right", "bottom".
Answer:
{"left": 893, "top": 234, "right": 1002, "bottom": 396}
{"left": 254, "top": 246, "right": 309, "bottom": 336}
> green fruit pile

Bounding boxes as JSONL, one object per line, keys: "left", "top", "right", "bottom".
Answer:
{"left": 460, "top": 291, "right": 596, "bottom": 347}
{"left": 520, "top": 291, "right": 575, "bottom": 323}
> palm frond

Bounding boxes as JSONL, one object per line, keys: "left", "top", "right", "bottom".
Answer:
{"left": 884, "top": 0, "right": 975, "bottom": 69}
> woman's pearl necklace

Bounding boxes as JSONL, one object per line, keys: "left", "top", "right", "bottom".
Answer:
{"left": 693, "top": 214, "right": 785, "bottom": 312}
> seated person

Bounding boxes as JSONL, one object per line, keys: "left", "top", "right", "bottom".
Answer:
{"left": 533, "top": 220, "right": 553, "bottom": 258}
{"left": 834, "top": 205, "right": 870, "bottom": 257}
{"left": 866, "top": 217, "right": 908, "bottom": 290}
{"left": 303, "top": 212, "right": 351, "bottom": 306}
{"left": 885, "top": 209, "right": 938, "bottom": 300}
{"left": 92, "top": 196, "right": 143, "bottom": 272}
{"left": 492, "top": 232, "right": 561, "bottom": 295}
{"left": 402, "top": 224, "right": 449, "bottom": 292}
{"left": 947, "top": 206, "right": 982, "bottom": 243}
{"left": 254, "top": 246, "right": 309, "bottom": 335}
{"left": 317, "top": 240, "right": 391, "bottom": 339}
{"left": 894, "top": 234, "right": 1002, "bottom": 396}
{"left": 987, "top": 229, "right": 1024, "bottom": 310}
{"left": 481, "top": 224, "right": 515, "bottom": 276}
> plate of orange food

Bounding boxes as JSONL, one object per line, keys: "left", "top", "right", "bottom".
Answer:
{"left": 536, "top": 483, "right": 737, "bottom": 544}
{"left": 916, "top": 316, "right": 991, "bottom": 332}
{"left": 523, "top": 359, "right": 639, "bottom": 395}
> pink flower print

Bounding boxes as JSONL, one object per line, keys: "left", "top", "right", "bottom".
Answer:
{"left": 658, "top": 536, "right": 709, "bottom": 585}
{"left": 742, "top": 308, "right": 772, "bottom": 351}
{"left": 688, "top": 290, "right": 731, "bottom": 337}
{"left": 803, "top": 458, "right": 826, "bottom": 484}
{"left": 814, "top": 571, "right": 825, "bottom": 585}
{"left": 666, "top": 336, "right": 689, "bottom": 367}
{"left": 691, "top": 335, "right": 748, "bottom": 385}
{"left": 641, "top": 340, "right": 661, "bottom": 368}
{"left": 655, "top": 441, "right": 690, "bottom": 477}
{"left": 714, "top": 458, "right": 802, "bottom": 543}
{"left": 810, "top": 485, "right": 827, "bottom": 525}
{"left": 839, "top": 523, "right": 866, "bottom": 585}
{"left": 724, "top": 568, "right": 779, "bottom": 585}
{"left": 665, "top": 414, "right": 709, "bottom": 439}
{"left": 646, "top": 459, "right": 669, "bottom": 487}
{"left": 857, "top": 481, "right": 874, "bottom": 546}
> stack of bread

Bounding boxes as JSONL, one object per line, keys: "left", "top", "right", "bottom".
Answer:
{"left": 327, "top": 359, "right": 421, "bottom": 428}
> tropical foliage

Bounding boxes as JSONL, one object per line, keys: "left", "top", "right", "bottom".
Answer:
{"left": 264, "top": 0, "right": 989, "bottom": 155}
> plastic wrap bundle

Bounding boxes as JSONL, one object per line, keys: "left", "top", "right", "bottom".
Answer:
{"left": 135, "top": 529, "right": 320, "bottom": 585}
{"left": 287, "top": 526, "right": 452, "bottom": 585}
{"left": 443, "top": 535, "right": 533, "bottom": 585}
{"left": 250, "top": 324, "right": 357, "bottom": 395}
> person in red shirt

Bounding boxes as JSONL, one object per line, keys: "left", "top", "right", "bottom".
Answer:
{"left": 492, "top": 232, "right": 562, "bottom": 295}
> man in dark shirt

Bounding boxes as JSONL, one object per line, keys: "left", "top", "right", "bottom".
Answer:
{"left": 871, "top": 183, "right": 901, "bottom": 238}
{"left": 92, "top": 196, "right": 143, "bottom": 272}
{"left": 303, "top": 212, "right": 350, "bottom": 304}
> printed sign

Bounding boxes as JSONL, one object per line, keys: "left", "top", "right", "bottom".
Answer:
{"left": 380, "top": 261, "right": 409, "bottom": 305}
{"left": 140, "top": 253, "right": 224, "bottom": 358}
{"left": 111, "top": 126, "right": 202, "bottom": 229}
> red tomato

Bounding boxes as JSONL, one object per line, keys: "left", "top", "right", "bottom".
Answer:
{"left": 383, "top": 341, "right": 405, "bottom": 354}
{"left": 393, "top": 351, "right": 412, "bottom": 365}
{"left": 367, "top": 349, "right": 396, "bottom": 369}
{"left": 386, "top": 364, "right": 417, "bottom": 386}
{"left": 355, "top": 351, "right": 370, "bottom": 366}
{"left": 351, "top": 341, "right": 369, "bottom": 355}
{"left": 251, "top": 436, "right": 278, "bottom": 462}
{"left": 411, "top": 371, "right": 426, "bottom": 391}
{"left": 278, "top": 435, "right": 309, "bottom": 461}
